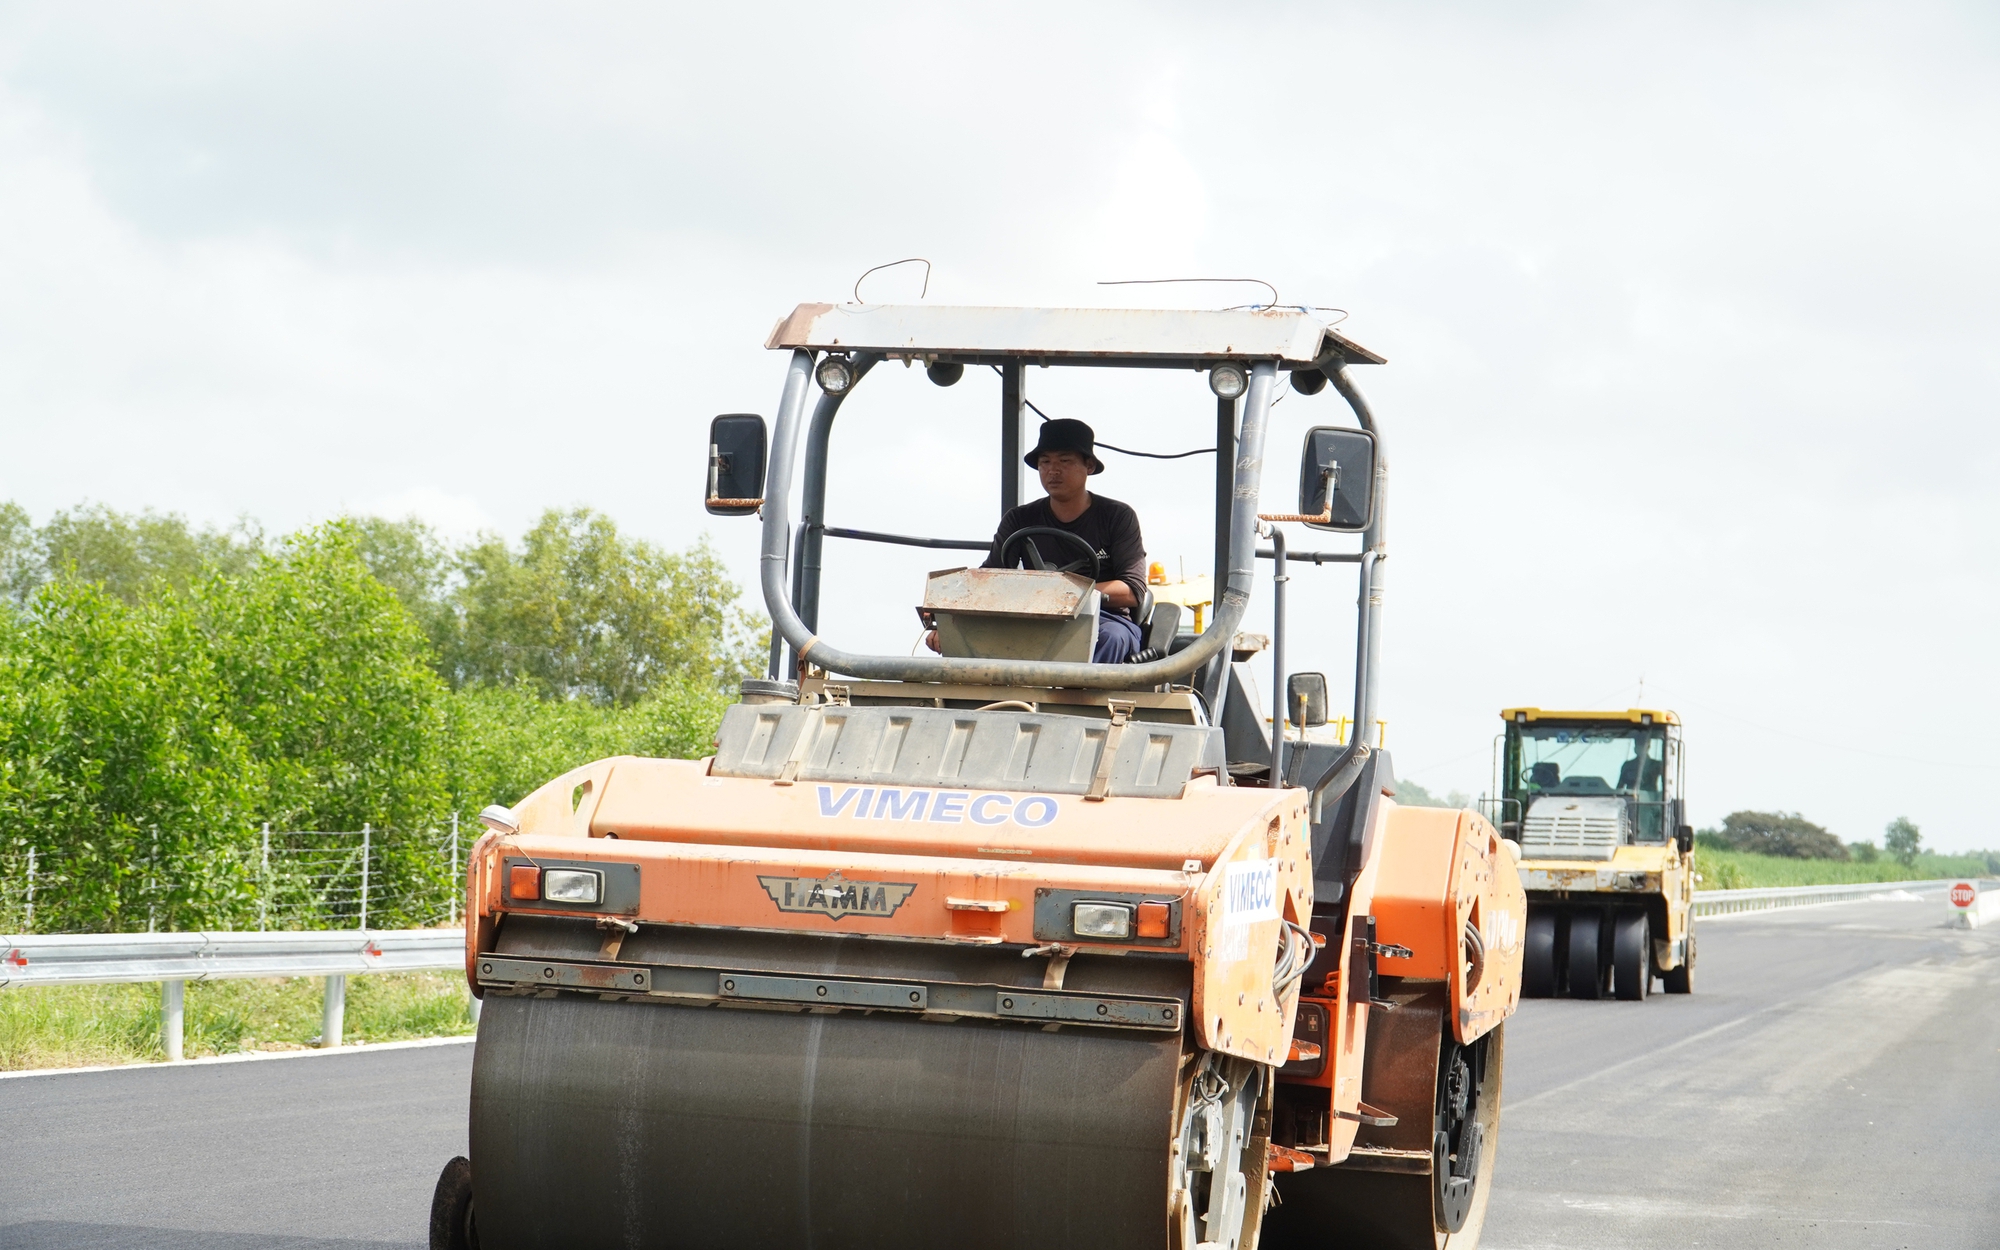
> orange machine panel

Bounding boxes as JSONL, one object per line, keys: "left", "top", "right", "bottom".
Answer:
{"left": 1189, "top": 796, "right": 1314, "bottom": 1064}
{"left": 1370, "top": 805, "right": 1524, "bottom": 1044}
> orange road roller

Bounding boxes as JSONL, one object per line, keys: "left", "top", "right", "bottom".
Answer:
{"left": 429, "top": 302, "right": 1525, "bottom": 1250}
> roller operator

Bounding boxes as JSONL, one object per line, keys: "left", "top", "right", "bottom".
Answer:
{"left": 924, "top": 418, "right": 1149, "bottom": 663}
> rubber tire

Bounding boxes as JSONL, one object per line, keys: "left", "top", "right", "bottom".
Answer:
{"left": 1566, "top": 909, "right": 1606, "bottom": 999}
{"left": 429, "top": 1156, "right": 479, "bottom": 1250}
{"left": 1522, "top": 908, "right": 1561, "bottom": 998}
{"left": 1662, "top": 928, "right": 1695, "bottom": 994}
{"left": 1612, "top": 911, "right": 1650, "bottom": 1001}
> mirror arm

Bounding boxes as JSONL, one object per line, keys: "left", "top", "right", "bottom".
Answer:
{"left": 1259, "top": 468, "right": 1334, "bottom": 525}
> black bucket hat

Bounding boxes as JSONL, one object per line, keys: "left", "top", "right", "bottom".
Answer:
{"left": 1024, "top": 418, "right": 1105, "bottom": 475}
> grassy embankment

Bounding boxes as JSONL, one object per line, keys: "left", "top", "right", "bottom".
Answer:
{"left": 1692, "top": 845, "right": 1997, "bottom": 890}
{"left": 0, "top": 972, "right": 475, "bottom": 1071}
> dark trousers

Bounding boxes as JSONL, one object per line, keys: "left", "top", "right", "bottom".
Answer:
{"left": 1094, "top": 613, "right": 1143, "bottom": 663}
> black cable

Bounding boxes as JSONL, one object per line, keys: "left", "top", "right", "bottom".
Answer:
{"left": 990, "top": 367, "right": 1215, "bottom": 460}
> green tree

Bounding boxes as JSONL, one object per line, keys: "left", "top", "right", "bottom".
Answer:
{"left": 19, "top": 503, "right": 261, "bottom": 605}
{"left": 444, "top": 682, "right": 729, "bottom": 813}
{"left": 1883, "top": 816, "right": 1922, "bottom": 867}
{"left": 1715, "top": 811, "right": 1849, "bottom": 860}
{"left": 0, "top": 502, "right": 35, "bottom": 606}
{"left": 449, "top": 508, "right": 763, "bottom": 704}
{"left": 0, "top": 580, "right": 262, "bottom": 931}
{"left": 199, "top": 521, "right": 449, "bottom": 835}
{"left": 1393, "top": 779, "right": 1473, "bottom": 810}
{"left": 345, "top": 515, "right": 457, "bottom": 663}
{"left": 1848, "top": 840, "right": 1880, "bottom": 863}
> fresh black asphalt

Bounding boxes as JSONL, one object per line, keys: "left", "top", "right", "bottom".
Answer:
{"left": 1, "top": 888, "right": 1992, "bottom": 1248}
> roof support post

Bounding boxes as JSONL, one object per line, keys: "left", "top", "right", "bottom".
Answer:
{"left": 1325, "top": 362, "right": 1387, "bottom": 743}
{"left": 1206, "top": 394, "right": 1239, "bottom": 710}
{"left": 1000, "top": 363, "right": 1026, "bottom": 514}
{"left": 796, "top": 357, "right": 876, "bottom": 636}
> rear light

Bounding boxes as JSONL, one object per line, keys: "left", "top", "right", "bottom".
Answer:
{"left": 1135, "top": 901, "right": 1171, "bottom": 939}
{"left": 508, "top": 865, "right": 541, "bottom": 900}
{"left": 1073, "top": 902, "right": 1133, "bottom": 939}
{"left": 542, "top": 869, "right": 603, "bottom": 904}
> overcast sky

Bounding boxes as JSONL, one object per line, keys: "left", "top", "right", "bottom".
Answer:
{"left": 2, "top": 2, "right": 1995, "bottom": 849}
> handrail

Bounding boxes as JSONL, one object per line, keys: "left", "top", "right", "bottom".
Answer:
{"left": 821, "top": 526, "right": 990, "bottom": 552}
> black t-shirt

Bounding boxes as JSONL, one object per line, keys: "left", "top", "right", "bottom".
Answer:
{"left": 981, "top": 494, "right": 1148, "bottom": 620}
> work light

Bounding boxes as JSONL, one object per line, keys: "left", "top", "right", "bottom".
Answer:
{"left": 1208, "top": 364, "right": 1247, "bottom": 400}
{"left": 816, "top": 356, "right": 855, "bottom": 394}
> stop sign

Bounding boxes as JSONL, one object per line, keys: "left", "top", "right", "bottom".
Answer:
{"left": 1949, "top": 881, "right": 1976, "bottom": 908}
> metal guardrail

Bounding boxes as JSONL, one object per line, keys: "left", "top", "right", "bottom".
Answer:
{"left": 1692, "top": 879, "right": 1953, "bottom": 917}
{"left": 0, "top": 929, "right": 466, "bottom": 1060}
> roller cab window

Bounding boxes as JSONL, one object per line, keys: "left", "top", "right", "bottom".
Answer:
{"left": 1508, "top": 723, "right": 1670, "bottom": 843}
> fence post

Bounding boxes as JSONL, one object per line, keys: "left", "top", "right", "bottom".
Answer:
{"left": 450, "top": 813, "right": 460, "bottom": 927}
{"left": 321, "top": 974, "right": 346, "bottom": 1048}
{"left": 359, "top": 824, "right": 370, "bottom": 931}
{"left": 259, "top": 823, "right": 270, "bottom": 932}
{"left": 161, "top": 979, "right": 185, "bottom": 1060}
{"left": 148, "top": 827, "right": 158, "bottom": 933}
{"left": 24, "top": 848, "right": 34, "bottom": 933}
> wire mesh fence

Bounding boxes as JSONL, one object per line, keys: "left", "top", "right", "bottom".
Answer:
{"left": 0, "top": 818, "right": 468, "bottom": 935}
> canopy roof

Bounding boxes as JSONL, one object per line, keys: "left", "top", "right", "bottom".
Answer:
{"left": 764, "top": 303, "right": 1385, "bottom": 366}
{"left": 1501, "top": 708, "right": 1681, "bottom": 727}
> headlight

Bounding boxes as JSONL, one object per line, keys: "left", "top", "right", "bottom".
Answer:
{"left": 1073, "top": 902, "right": 1133, "bottom": 939}
{"left": 1208, "top": 364, "right": 1247, "bottom": 400}
{"left": 816, "top": 356, "right": 854, "bottom": 394}
{"left": 542, "top": 869, "right": 603, "bottom": 905}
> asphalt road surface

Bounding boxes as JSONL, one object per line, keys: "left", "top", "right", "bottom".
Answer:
{"left": 0, "top": 889, "right": 1992, "bottom": 1249}
{"left": 1484, "top": 887, "right": 2000, "bottom": 1249}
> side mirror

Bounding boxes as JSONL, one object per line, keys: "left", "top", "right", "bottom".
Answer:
{"left": 705, "top": 414, "right": 767, "bottom": 516}
{"left": 1287, "top": 672, "right": 1329, "bottom": 728}
{"left": 1676, "top": 824, "right": 1695, "bottom": 854}
{"left": 1297, "top": 427, "right": 1377, "bottom": 532}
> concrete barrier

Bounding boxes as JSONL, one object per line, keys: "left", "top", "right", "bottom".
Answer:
{"left": 1946, "top": 879, "right": 2000, "bottom": 929}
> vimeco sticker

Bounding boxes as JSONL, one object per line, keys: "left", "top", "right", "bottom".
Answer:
{"left": 814, "top": 785, "right": 1057, "bottom": 828}
{"left": 758, "top": 870, "right": 917, "bottom": 920}
{"left": 1222, "top": 860, "right": 1279, "bottom": 924}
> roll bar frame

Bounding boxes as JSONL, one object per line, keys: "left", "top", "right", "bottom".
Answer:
{"left": 757, "top": 347, "right": 1385, "bottom": 711}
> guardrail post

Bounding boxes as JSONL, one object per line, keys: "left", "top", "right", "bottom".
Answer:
{"left": 161, "top": 979, "right": 185, "bottom": 1060}
{"left": 468, "top": 994, "right": 481, "bottom": 1025}
{"left": 259, "top": 823, "right": 270, "bottom": 932}
{"left": 359, "top": 825, "right": 370, "bottom": 931}
{"left": 321, "top": 974, "right": 346, "bottom": 1048}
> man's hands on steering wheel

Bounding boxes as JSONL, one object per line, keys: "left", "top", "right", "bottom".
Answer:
{"left": 997, "top": 527, "right": 1104, "bottom": 582}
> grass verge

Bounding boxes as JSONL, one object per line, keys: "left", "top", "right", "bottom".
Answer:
{"left": 1693, "top": 846, "right": 1997, "bottom": 890}
{"left": 0, "top": 971, "right": 476, "bottom": 1072}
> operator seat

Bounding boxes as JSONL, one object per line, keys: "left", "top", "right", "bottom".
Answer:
{"left": 1529, "top": 762, "right": 1561, "bottom": 789}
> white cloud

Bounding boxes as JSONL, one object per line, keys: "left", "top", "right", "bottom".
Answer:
{"left": 1, "top": 1, "right": 1996, "bottom": 849}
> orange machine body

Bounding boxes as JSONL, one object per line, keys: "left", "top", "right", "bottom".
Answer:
{"left": 464, "top": 753, "right": 1524, "bottom": 1162}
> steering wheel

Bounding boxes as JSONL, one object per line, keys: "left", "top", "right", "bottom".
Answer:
{"left": 997, "top": 527, "right": 1104, "bottom": 583}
